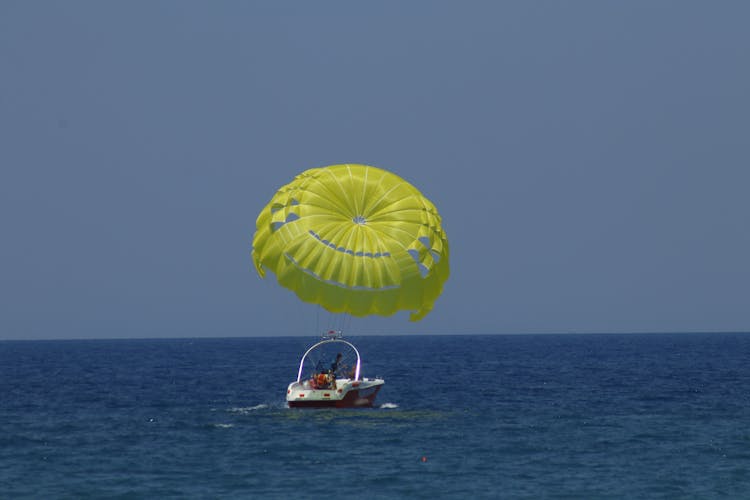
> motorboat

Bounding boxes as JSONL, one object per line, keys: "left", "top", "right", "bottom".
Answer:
{"left": 286, "top": 331, "right": 384, "bottom": 408}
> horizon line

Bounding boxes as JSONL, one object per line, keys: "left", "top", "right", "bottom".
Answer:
{"left": 2, "top": 330, "right": 749, "bottom": 342}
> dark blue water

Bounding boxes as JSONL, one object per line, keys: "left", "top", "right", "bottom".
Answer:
{"left": 2, "top": 333, "right": 750, "bottom": 498}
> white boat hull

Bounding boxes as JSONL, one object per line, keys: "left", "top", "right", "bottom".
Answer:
{"left": 286, "top": 378, "right": 384, "bottom": 408}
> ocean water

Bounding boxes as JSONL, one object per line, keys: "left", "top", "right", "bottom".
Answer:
{"left": 2, "top": 333, "right": 750, "bottom": 498}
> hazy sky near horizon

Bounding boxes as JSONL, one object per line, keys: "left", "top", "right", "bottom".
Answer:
{"left": 1, "top": 1, "right": 749, "bottom": 340}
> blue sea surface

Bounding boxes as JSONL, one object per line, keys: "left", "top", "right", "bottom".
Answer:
{"left": 2, "top": 333, "right": 750, "bottom": 498}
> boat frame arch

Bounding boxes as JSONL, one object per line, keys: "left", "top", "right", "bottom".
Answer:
{"left": 296, "top": 336, "right": 361, "bottom": 383}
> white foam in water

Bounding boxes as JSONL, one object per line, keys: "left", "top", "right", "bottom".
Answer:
{"left": 228, "top": 404, "right": 269, "bottom": 414}
{"left": 380, "top": 403, "right": 399, "bottom": 409}
{"left": 213, "top": 423, "right": 234, "bottom": 428}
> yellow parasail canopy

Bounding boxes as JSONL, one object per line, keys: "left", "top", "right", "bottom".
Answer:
{"left": 252, "top": 164, "right": 449, "bottom": 321}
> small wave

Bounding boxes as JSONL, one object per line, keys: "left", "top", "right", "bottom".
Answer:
{"left": 380, "top": 403, "right": 399, "bottom": 409}
{"left": 228, "top": 404, "right": 269, "bottom": 414}
{"left": 213, "top": 423, "right": 234, "bottom": 429}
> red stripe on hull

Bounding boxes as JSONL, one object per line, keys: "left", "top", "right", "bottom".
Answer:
{"left": 288, "top": 386, "right": 381, "bottom": 408}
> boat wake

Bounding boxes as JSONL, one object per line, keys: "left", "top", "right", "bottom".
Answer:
{"left": 228, "top": 404, "right": 269, "bottom": 414}
{"left": 379, "top": 402, "right": 399, "bottom": 409}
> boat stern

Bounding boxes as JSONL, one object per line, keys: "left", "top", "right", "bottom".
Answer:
{"left": 286, "top": 378, "right": 384, "bottom": 408}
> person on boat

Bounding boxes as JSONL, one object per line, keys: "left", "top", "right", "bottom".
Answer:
{"left": 315, "top": 371, "right": 329, "bottom": 389}
{"left": 330, "top": 353, "right": 343, "bottom": 375}
{"left": 328, "top": 353, "right": 344, "bottom": 388}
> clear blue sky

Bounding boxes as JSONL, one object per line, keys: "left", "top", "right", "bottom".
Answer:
{"left": 1, "top": 1, "right": 748, "bottom": 339}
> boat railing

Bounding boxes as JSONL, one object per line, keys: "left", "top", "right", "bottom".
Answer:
{"left": 296, "top": 336, "right": 361, "bottom": 383}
